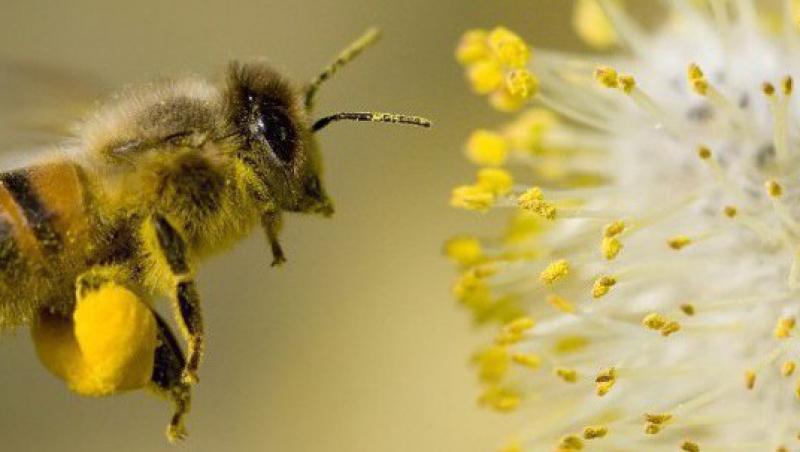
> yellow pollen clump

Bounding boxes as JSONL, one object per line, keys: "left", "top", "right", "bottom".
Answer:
{"left": 602, "top": 236, "right": 622, "bottom": 260}
{"left": 595, "top": 367, "right": 617, "bottom": 396}
{"left": 594, "top": 66, "right": 619, "bottom": 88}
{"left": 745, "top": 370, "right": 756, "bottom": 389}
{"left": 668, "top": 235, "right": 692, "bottom": 250}
{"left": 466, "top": 129, "right": 509, "bottom": 166}
{"left": 540, "top": 259, "right": 570, "bottom": 284}
{"left": 645, "top": 412, "right": 673, "bottom": 424}
{"left": 477, "top": 168, "right": 514, "bottom": 196}
{"left": 687, "top": 63, "right": 704, "bottom": 81}
{"left": 474, "top": 345, "right": 510, "bottom": 383}
{"left": 444, "top": 236, "right": 483, "bottom": 267}
{"left": 504, "top": 108, "right": 559, "bottom": 151}
{"left": 505, "top": 69, "right": 539, "bottom": 100}
{"left": 681, "top": 440, "right": 701, "bottom": 452}
{"left": 723, "top": 205, "right": 738, "bottom": 218}
{"left": 680, "top": 303, "right": 696, "bottom": 316}
{"left": 697, "top": 145, "right": 712, "bottom": 160}
{"left": 451, "top": 185, "right": 495, "bottom": 212}
{"left": 763, "top": 81, "right": 776, "bottom": 96}
{"left": 554, "top": 335, "right": 589, "bottom": 354}
{"left": 692, "top": 78, "right": 709, "bottom": 96}
{"left": 642, "top": 312, "right": 667, "bottom": 330}
{"left": 511, "top": 353, "right": 541, "bottom": 369}
{"left": 456, "top": 29, "right": 491, "bottom": 64}
{"left": 496, "top": 316, "right": 536, "bottom": 344}
{"left": 479, "top": 386, "right": 521, "bottom": 413}
{"left": 582, "top": 425, "right": 608, "bottom": 439}
{"left": 547, "top": 294, "right": 575, "bottom": 313}
{"left": 573, "top": 0, "right": 617, "bottom": 49}
{"left": 774, "top": 316, "right": 796, "bottom": 338}
{"left": 555, "top": 367, "right": 578, "bottom": 383}
{"left": 661, "top": 320, "right": 681, "bottom": 336}
{"left": 781, "top": 360, "right": 796, "bottom": 377}
{"left": 604, "top": 220, "right": 625, "bottom": 237}
{"left": 783, "top": 75, "right": 794, "bottom": 95}
{"left": 766, "top": 180, "right": 783, "bottom": 198}
{"left": 557, "top": 434, "right": 584, "bottom": 451}
{"left": 592, "top": 275, "right": 617, "bottom": 298}
{"left": 488, "top": 26, "right": 531, "bottom": 69}
{"left": 618, "top": 74, "right": 636, "bottom": 94}
{"left": 468, "top": 60, "right": 504, "bottom": 94}
{"left": 517, "top": 187, "right": 557, "bottom": 220}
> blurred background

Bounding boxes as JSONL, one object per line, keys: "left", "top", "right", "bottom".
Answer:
{"left": 0, "top": 1, "right": 581, "bottom": 451}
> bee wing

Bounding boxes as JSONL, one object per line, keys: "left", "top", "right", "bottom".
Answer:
{"left": 0, "top": 59, "right": 110, "bottom": 152}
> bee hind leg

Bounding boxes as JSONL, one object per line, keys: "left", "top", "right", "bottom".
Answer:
{"left": 149, "top": 311, "right": 192, "bottom": 442}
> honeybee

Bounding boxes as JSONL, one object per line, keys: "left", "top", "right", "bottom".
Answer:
{"left": 0, "top": 28, "right": 429, "bottom": 440}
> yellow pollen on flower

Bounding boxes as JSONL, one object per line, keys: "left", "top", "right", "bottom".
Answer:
{"left": 668, "top": 235, "right": 692, "bottom": 250}
{"left": 505, "top": 69, "right": 539, "bottom": 100}
{"left": 645, "top": 412, "right": 673, "bottom": 424}
{"left": 763, "top": 81, "right": 777, "bottom": 97}
{"left": 557, "top": 435, "right": 584, "bottom": 451}
{"left": 540, "top": 259, "right": 571, "bottom": 284}
{"left": 783, "top": 75, "right": 794, "bottom": 95}
{"left": 592, "top": 275, "right": 617, "bottom": 298}
{"left": 680, "top": 303, "right": 696, "bottom": 316}
{"left": 474, "top": 345, "right": 510, "bottom": 383}
{"left": 573, "top": 0, "right": 617, "bottom": 49}
{"left": 661, "top": 320, "right": 681, "bottom": 336}
{"left": 555, "top": 367, "right": 578, "bottom": 383}
{"left": 602, "top": 236, "right": 623, "bottom": 260}
{"left": 518, "top": 187, "right": 557, "bottom": 220}
{"left": 444, "top": 236, "right": 483, "bottom": 266}
{"left": 604, "top": 220, "right": 626, "bottom": 237}
{"left": 745, "top": 370, "right": 756, "bottom": 389}
{"left": 511, "top": 353, "right": 542, "bottom": 369}
{"left": 477, "top": 168, "right": 514, "bottom": 196}
{"left": 723, "top": 205, "right": 738, "bottom": 218}
{"left": 594, "top": 66, "right": 619, "bottom": 88}
{"left": 595, "top": 367, "right": 617, "bottom": 396}
{"left": 618, "top": 74, "right": 636, "bottom": 94}
{"left": 466, "top": 129, "right": 509, "bottom": 166}
{"left": 687, "top": 62, "right": 704, "bottom": 81}
{"left": 781, "top": 360, "right": 796, "bottom": 377}
{"left": 456, "top": 29, "right": 491, "bottom": 65}
{"left": 697, "top": 145, "right": 712, "bottom": 160}
{"left": 766, "top": 180, "right": 783, "bottom": 198}
{"left": 451, "top": 185, "right": 495, "bottom": 212}
{"left": 582, "top": 425, "right": 608, "bottom": 439}
{"left": 496, "top": 316, "right": 536, "bottom": 344}
{"left": 547, "top": 294, "right": 576, "bottom": 313}
{"left": 774, "top": 316, "right": 796, "bottom": 338}
{"left": 488, "top": 26, "right": 531, "bottom": 69}
{"left": 478, "top": 386, "right": 522, "bottom": 413}
{"left": 681, "top": 440, "right": 701, "bottom": 452}
{"left": 468, "top": 60, "right": 505, "bottom": 95}
{"left": 643, "top": 312, "right": 667, "bottom": 330}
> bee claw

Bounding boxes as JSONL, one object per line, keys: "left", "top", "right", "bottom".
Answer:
{"left": 167, "top": 423, "right": 188, "bottom": 443}
{"left": 271, "top": 255, "right": 287, "bottom": 267}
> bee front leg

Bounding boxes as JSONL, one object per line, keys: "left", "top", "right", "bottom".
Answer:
{"left": 149, "top": 214, "right": 204, "bottom": 385}
{"left": 149, "top": 311, "right": 192, "bottom": 442}
{"left": 261, "top": 211, "right": 286, "bottom": 266}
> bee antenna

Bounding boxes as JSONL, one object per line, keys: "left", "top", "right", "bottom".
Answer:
{"left": 304, "top": 27, "right": 382, "bottom": 110}
{"left": 312, "top": 112, "right": 432, "bottom": 132}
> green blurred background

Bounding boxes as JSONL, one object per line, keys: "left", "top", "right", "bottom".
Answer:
{"left": 0, "top": 1, "right": 579, "bottom": 451}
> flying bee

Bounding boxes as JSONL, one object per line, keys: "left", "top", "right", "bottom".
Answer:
{"left": 0, "top": 28, "right": 430, "bottom": 440}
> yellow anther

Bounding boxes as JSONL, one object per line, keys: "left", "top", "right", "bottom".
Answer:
{"left": 642, "top": 313, "right": 667, "bottom": 330}
{"left": 594, "top": 66, "right": 619, "bottom": 88}
{"left": 723, "top": 205, "right": 738, "bottom": 218}
{"left": 763, "top": 81, "right": 777, "bottom": 97}
{"left": 602, "top": 236, "right": 622, "bottom": 260}
{"left": 555, "top": 367, "right": 578, "bottom": 383}
{"left": 745, "top": 369, "right": 756, "bottom": 389}
{"left": 692, "top": 78, "right": 709, "bottom": 96}
{"left": 697, "top": 145, "right": 712, "bottom": 160}
{"left": 592, "top": 276, "right": 617, "bottom": 299}
{"left": 451, "top": 185, "right": 495, "bottom": 212}
{"left": 540, "top": 259, "right": 570, "bottom": 285}
{"left": 781, "top": 360, "right": 796, "bottom": 377}
{"left": 596, "top": 380, "right": 615, "bottom": 396}
{"left": 573, "top": 0, "right": 617, "bottom": 49}
{"left": 488, "top": 26, "right": 531, "bottom": 69}
{"left": 661, "top": 320, "right": 681, "bottom": 337}
{"left": 795, "top": 379, "right": 800, "bottom": 399}
{"left": 644, "top": 424, "right": 662, "bottom": 435}
{"left": 489, "top": 87, "right": 526, "bottom": 112}
{"left": 687, "top": 63, "right": 704, "bottom": 81}
{"left": 466, "top": 129, "right": 509, "bottom": 166}
{"left": 505, "top": 69, "right": 539, "bottom": 100}
{"left": 504, "top": 108, "right": 559, "bottom": 151}
{"left": 518, "top": 187, "right": 557, "bottom": 220}
{"left": 668, "top": 235, "right": 692, "bottom": 250}
{"left": 604, "top": 220, "right": 626, "bottom": 237}
{"left": 478, "top": 386, "right": 521, "bottom": 412}
{"left": 774, "top": 316, "right": 796, "bottom": 338}
{"left": 511, "top": 353, "right": 541, "bottom": 369}
{"left": 618, "top": 74, "right": 636, "bottom": 94}
{"left": 558, "top": 435, "right": 584, "bottom": 451}
{"left": 477, "top": 168, "right": 514, "bottom": 196}
{"left": 645, "top": 413, "right": 673, "bottom": 424}
{"left": 474, "top": 345, "right": 510, "bottom": 383}
{"left": 687, "top": 63, "right": 708, "bottom": 95}
{"left": 468, "top": 60, "right": 505, "bottom": 94}
{"left": 498, "top": 439, "right": 523, "bottom": 452}
{"left": 505, "top": 316, "right": 535, "bottom": 334}
{"left": 681, "top": 440, "right": 700, "bottom": 452}
{"left": 784, "top": 76, "right": 794, "bottom": 95}
{"left": 595, "top": 367, "right": 616, "bottom": 383}
{"left": 547, "top": 294, "right": 576, "bottom": 313}
{"left": 766, "top": 180, "right": 783, "bottom": 198}
{"left": 554, "top": 336, "right": 589, "bottom": 354}
{"left": 444, "top": 236, "right": 483, "bottom": 266}
{"left": 582, "top": 425, "right": 608, "bottom": 440}
{"left": 680, "top": 303, "right": 696, "bottom": 316}
{"left": 456, "top": 29, "right": 491, "bottom": 65}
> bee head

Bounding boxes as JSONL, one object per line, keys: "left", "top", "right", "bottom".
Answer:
{"left": 226, "top": 28, "right": 430, "bottom": 217}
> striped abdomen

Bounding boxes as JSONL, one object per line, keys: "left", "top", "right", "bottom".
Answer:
{"left": 0, "top": 160, "right": 93, "bottom": 327}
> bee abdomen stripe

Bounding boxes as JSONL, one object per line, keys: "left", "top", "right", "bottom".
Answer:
{"left": 0, "top": 171, "right": 62, "bottom": 254}
{"left": 0, "top": 215, "right": 20, "bottom": 270}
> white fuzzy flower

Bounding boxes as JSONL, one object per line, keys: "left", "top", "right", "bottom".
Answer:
{"left": 449, "top": 1, "right": 800, "bottom": 450}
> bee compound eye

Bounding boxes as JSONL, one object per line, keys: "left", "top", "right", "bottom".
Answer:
{"left": 259, "top": 107, "right": 297, "bottom": 164}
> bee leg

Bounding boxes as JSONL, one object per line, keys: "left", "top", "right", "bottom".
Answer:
{"left": 150, "top": 214, "right": 204, "bottom": 385}
{"left": 261, "top": 211, "right": 286, "bottom": 266}
{"left": 149, "top": 311, "right": 192, "bottom": 442}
